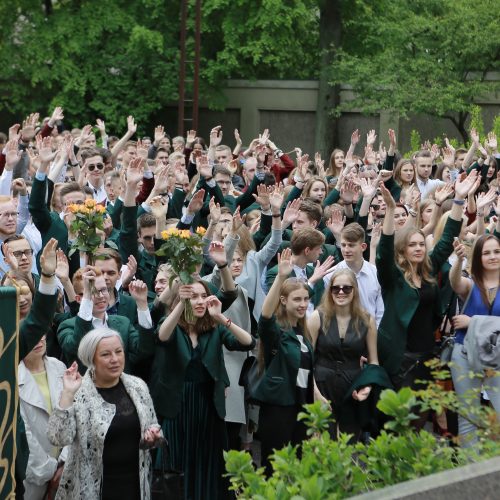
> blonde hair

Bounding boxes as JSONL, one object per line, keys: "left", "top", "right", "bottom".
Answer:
{"left": 394, "top": 227, "right": 435, "bottom": 288}
{"left": 319, "top": 269, "right": 370, "bottom": 335}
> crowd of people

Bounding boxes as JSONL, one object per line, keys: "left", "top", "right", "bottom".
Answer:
{"left": 1, "top": 107, "right": 499, "bottom": 499}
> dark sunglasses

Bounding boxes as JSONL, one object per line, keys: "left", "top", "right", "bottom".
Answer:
{"left": 87, "top": 163, "right": 104, "bottom": 172}
{"left": 370, "top": 204, "right": 380, "bottom": 210}
{"left": 331, "top": 285, "right": 354, "bottom": 295}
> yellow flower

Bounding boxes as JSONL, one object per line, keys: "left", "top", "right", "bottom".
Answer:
{"left": 180, "top": 230, "right": 191, "bottom": 239}
{"left": 68, "top": 204, "right": 81, "bottom": 213}
{"left": 161, "top": 230, "right": 170, "bottom": 240}
{"left": 196, "top": 226, "right": 206, "bottom": 236}
{"left": 85, "top": 199, "right": 97, "bottom": 209}
{"left": 96, "top": 205, "right": 107, "bottom": 214}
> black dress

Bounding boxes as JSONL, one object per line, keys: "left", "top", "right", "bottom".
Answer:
{"left": 314, "top": 315, "right": 368, "bottom": 436}
{"left": 97, "top": 380, "right": 141, "bottom": 500}
{"left": 160, "top": 343, "right": 228, "bottom": 500}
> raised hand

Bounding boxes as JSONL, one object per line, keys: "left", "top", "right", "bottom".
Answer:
{"left": 209, "top": 241, "right": 228, "bottom": 267}
{"left": 197, "top": 155, "right": 212, "bottom": 179}
{"left": 149, "top": 195, "right": 169, "bottom": 219}
{"left": 5, "top": 140, "right": 21, "bottom": 170}
{"left": 442, "top": 146, "right": 455, "bottom": 165}
{"left": 277, "top": 248, "right": 293, "bottom": 278}
{"left": 49, "top": 107, "right": 64, "bottom": 127}
{"left": 96, "top": 118, "right": 106, "bottom": 135}
{"left": 126, "top": 157, "right": 145, "bottom": 186}
{"left": 206, "top": 295, "right": 223, "bottom": 319}
{"left": 350, "top": 129, "right": 360, "bottom": 147}
{"left": 186, "top": 189, "right": 205, "bottom": 215}
{"left": 40, "top": 238, "right": 58, "bottom": 276}
{"left": 210, "top": 126, "right": 223, "bottom": 147}
{"left": 208, "top": 197, "right": 221, "bottom": 224}
{"left": 476, "top": 187, "right": 497, "bottom": 213}
{"left": 366, "top": 129, "right": 377, "bottom": 147}
{"left": 434, "top": 183, "right": 454, "bottom": 206}
{"left": 38, "top": 137, "right": 56, "bottom": 165}
{"left": 129, "top": 280, "right": 149, "bottom": 307}
{"left": 310, "top": 255, "right": 336, "bottom": 284}
{"left": 359, "top": 177, "right": 377, "bottom": 200}
{"left": 127, "top": 116, "right": 137, "bottom": 136}
{"left": 154, "top": 125, "right": 165, "bottom": 145}
{"left": 370, "top": 222, "right": 382, "bottom": 249}
{"left": 62, "top": 362, "right": 82, "bottom": 396}
{"left": 470, "top": 128, "right": 480, "bottom": 147}
{"left": 178, "top": 284, "right": 194, "bottom": 301}
{"left": 252, "top": 184, "right": 271, "bottom": 210}
{"left": 270, "top": 184, "right": 285, "bottom": 212}
{"left": 444, "top": 137, "right": 456, "bottom": 156}
{"left": 259, "top": 128, "right": 270, "bottom": 145}
{"left": 454, "top": 170, "right": 479, "bottom": 200}
{"left": 327, "top": 208, "right": 346, "bottom": 238}
{"left": 234, "top": 128, "right": 242, "bottom": 145}
{"left": 21, "top": 112, "right": 39, "bottom": 142}
{"left": 388, "top": 129, "right": 397, "bottom": 150}
{"left": 11, "top": 178, "right": 27, "bottom": 196}
{"left": 282, "top": 198, "right": 301, "bottom": 228}
{"left": 186, "top": 129, "right": 197, "bottom": 146}
{"left": 136, "top": 139, "right": 148, "bottom": 160}
{"left": 340, "top": 179, "right": 359, "bottom": 205}
{"left": 486, "top": 132, "right": 498, "bottom": 153}
{"left": 2, "top": 243, "right": 19, "bottom": 272}
{"left": 315, "top": 152, "right": 326, "bottom": 177}
{"left": 55, "top": 249, "right": 70, "bottom": 282}
{"left": 379, "top": 181, "right": 396, "bottom": 210}
{"left": 231, "top": 207, "right": 244, "bottom": 233}
{"left": 121, "top": 255, "right": 138, "bottom": 289}
{"left": 9, "top": 124, "right": 21, "bottom": 142}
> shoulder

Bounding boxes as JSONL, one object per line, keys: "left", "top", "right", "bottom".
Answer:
{"left": 108, "top": 314, "right": 131, "bottom": 328}
{"left": 121, "top": 373, "right": 148, "bottom": 392}
{"left": 45, "top": 356, "right": 67, "bottom": 373}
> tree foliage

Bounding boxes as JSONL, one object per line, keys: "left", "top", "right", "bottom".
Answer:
{"left": 0, "top": 0, "right": 319, "bottom": 132}
{"left": 331, "top": 0, "right": 500, "bottom": 142}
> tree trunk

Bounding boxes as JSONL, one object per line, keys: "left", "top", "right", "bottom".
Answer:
{"left": 314, "top": 0, "right": 342, "bottom": 158}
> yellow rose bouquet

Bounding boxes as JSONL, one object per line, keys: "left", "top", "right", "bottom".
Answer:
{"left": 68, "top": 199, "right": 110, "bottom": 265}
{"left": 156, "top": 226, "right": 207, "bottom": 320}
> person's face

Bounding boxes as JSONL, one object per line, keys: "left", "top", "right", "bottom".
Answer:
{"left": 193, "top": 143, "right": 204, "bottom": 152}
{"left": 0, "top": 200, "right": 18, "bottom": 237}
{"left": 17, "top": 279, "right": 33, "bottom": 318}
{"left": 404, "top": 233, "right": 426, "bottom": 264}
{"left": 292, "top": 211, "right": 316, "bottom": 231}
{"left": 159, "top": 138, "right": 171, "bottom": 152}
{"left": 305, "top": 244, "right": 323, "bottom": 263}
{"left": 172, "top": 139, "right": 184, "bottom": 152}
{"left": 154, "top": 271, "right": 169, "bottom": 296}
{"left": 309, "top": 181, "right": 326, "bottom": 203}
{"left": 330, "top": 276, "right": 354, "bottom": 307}
{"left": 243, "top": 159, "right": 256, "bottom": 183}
{"left": 105, "top": 178, "right": 120, "bottom": 202}
{"left": 340, "top": 238, "right": 365, "bottom": 264}
{"left": 487, "top": 165, "right": 495, "bottom": 179}
{"left": 95, "top": 259, "right": 120, "bottom": 291}
{"left": 281, "top": 288, "right": 309, "bottom": 320}
{"left": 442, "top": 167, "right": 451, "bottom": 183}
{"left": 216, "top": 213, "right": 233, "bottom": 239}
{"left": 85, "top": 155, "right": 105, "bottom": 183}
{"left": 5, "top": 238, "right": 33, "bottom": 273}
{"left": 156, "top": 151, "right": 169, "bottom": 164}
{"left": 215, "top": 150, "right": 231, "bottom": 165}
{"left": 416, "top": 158, "right": 432, "bottom": 180}
{"left": 142, "top": 138, "right": 152, "bottom": 148}
{"left": 82, "top": 133, "right": 96, "bottom": 148}
{"left": 91, "top": 276, "right": 110, "bottom": 314}
{"left": 138, "top": 226, "right": 156, "bottom": 254}
{"left": 215, "top": 173, "right": 231, "bottom": 196}
{"left": 394, "top": 207, "right": 408, "bottom": 229}
{"left": 334, "top": 152, "right": 344, "bottom": 169}
{"left": 481, "top": 239, "right": 500, "bottom": 272}
{"left": 401, "top": 165, "right": 415, "bottom": 183}
{"left": 123, "top": 145, "right": 137, "bottom": 165}
{"left": 370, "top": 196, "right": 386, "bottom": 219}
{"left": 230, "top": 251, "right": 244, "bottom": 278}
{"left": 421, "top": 204, "right": 434, "bottom": 225}
{"left": 25, "top": 335, "right": 47, "bottom": 363}
{"left": 455, "top": 152, "right": 466, "bottom": 169}
{"left": 93, "top": 336, "right": 125, "bottom": 385}
{"left": 190, "top": 282, "right": 208, "bottom": 318}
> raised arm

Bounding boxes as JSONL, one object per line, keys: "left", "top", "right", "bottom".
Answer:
{"left": 158, "top": 285, "right": 191, "bottom": 341}
{"left": 261, "top": 248, "right": 293, "bottom": 319}
{"left": 449, "top": 240, "right": 472, "bottom": 300}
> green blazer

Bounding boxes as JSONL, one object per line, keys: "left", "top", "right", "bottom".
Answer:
{"left": 144, "top": 325, "right": 255, "bottom": 419}
{"left": 251, "top": 315, "right": 314, "bottom": 406}
{"left": 266, "top": 264, "right": 325, "bottom": 307}
{"left": 57, "top": 314, "right": 152, "bottom": 373}
{"left": 376, "top": 217, "right": 462, "bottom": 375}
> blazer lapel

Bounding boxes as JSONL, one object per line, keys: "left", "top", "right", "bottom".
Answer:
{"left": 18, "top": 361, "right": 49, "bottom": 413}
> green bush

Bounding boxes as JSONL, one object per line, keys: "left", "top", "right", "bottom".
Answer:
{"left": 225, "top": 377, "right": 500, "bottom": 499}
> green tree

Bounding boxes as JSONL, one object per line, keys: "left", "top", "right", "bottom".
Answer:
{"left": 330, "top": 0, "right": 500, "bottom": 143}
{"left": 0, "top": 0, "right": 319, "bottom": 132}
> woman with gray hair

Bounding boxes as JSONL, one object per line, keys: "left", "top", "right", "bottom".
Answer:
{"left": 47, "top": 327, "right": 162, "bottom": 500}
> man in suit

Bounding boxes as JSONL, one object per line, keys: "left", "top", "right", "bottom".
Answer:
{"left": 265, "top": 227, "right": 335, "bottom": 311}
{"left": 57, "top": 269, "right": 153, "bottom": 374}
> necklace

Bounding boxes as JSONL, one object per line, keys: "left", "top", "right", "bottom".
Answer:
{"left": 487, "top": 285, "right": 498, "bottom": 304}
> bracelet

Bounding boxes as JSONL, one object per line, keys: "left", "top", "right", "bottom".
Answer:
{"left": 453, "top": 198, "right": 465, "bottom": 205}
{"left": 293, "top": 175, "right": 304, "bottom": 184}
{"left": 272, "top": 213, "right": 281, "bottom": 218}
{"left": 225, "top": 317, "right": 232, "bottom": 328}
{"left": 408, "top": 209, "right": 417, "bottom": 217}
{"left": 41, "top": 271, "right": 56, "bottom": 278}
{"left": 218, "top": 263, "right": 228, "bottom": 269}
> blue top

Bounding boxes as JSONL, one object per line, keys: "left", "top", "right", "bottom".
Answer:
{"left": 455, "top": 283, "right": 500, "bottom": 344}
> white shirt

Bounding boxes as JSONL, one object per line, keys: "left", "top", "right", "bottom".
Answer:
{"left": 323, "top": 260, "right": 384, "bottom": 327}
{"left": 416, "top": 177, "right": 444, "bottom": 200}
{"left": 78, "top": 297, "right": 153, "bottom": 329}
{"left": 87, "top": 181, "right": 108, "bottom": 205}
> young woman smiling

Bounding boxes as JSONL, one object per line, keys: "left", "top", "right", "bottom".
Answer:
{"left": 375, "top": 171, "right": 479, "bottom": 393}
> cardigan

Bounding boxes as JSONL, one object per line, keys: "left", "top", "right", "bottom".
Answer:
{"left": 47, "top": 372, "right": 158, "bottom": 500}
{"left": 376, "top": 217, "right": 462, "bottom": 375}
{"left": 144, "top": 325, "right": 255, "bottom": 419}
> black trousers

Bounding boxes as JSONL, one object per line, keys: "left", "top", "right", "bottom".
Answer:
{"left": 257, "top": 403, "right": 307, "bottom": 476}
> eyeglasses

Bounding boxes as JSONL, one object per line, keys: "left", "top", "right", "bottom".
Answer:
{"left": 331, "top": 285, "right": 354, "bottom": 295}
{"left": 87, "top": 163, "right": 104, "bottom": 172}
{"left": 370, "top": 204, "right": 380, "bottom": 211}
{"left": 92, "top": 287, "right": 109, "bottom": 297}
{"left": 0, "top": 211, "right": 18, "bottom": 220}
{"left": 12, "top": 249, "right": 33, "bottom": 259}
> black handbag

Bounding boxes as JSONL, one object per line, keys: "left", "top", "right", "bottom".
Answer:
{"left": 151, "top": 441, "right": 184, "bottom": 500}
